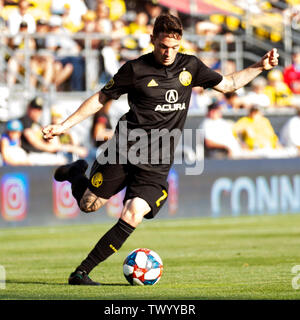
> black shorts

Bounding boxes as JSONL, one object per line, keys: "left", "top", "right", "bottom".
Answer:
{"left": 87, "top": 161, "right": 169, "bottom": 219}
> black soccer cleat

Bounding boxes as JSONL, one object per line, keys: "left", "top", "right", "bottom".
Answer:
{"left": 54, "top": 160, "right": 88, "bottom": 182}
{"left": 68, "top": 270, "right": 101, "bottom": 286}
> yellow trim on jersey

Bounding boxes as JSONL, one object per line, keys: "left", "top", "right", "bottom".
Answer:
{"left": 110, "top": 244, "right": 118, "bottom": 252}
{"left": 156, "top": 190, "right": 168, "bottom": 207}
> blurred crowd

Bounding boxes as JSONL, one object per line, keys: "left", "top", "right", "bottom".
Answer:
{"left": 2, "top": 0, "right": 300, "bottom": 165}
{"left": 0, "top": 97, "right": 89, "bottom": 166}
{"left": 199, "top": 103, "right": 300, "bottom": 160}
{"left": 0, "top": 0, "right": 165, "bottom": 92}
{"left": 1, "top": 0, "right": 300, "bottom": 93}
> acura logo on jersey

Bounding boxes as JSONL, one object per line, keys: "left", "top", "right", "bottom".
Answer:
{"left": 165, "top": 90, "right": 178, "bottom": 103}
{"left": 155, "top": 89, "right": 185, "bottom": 112}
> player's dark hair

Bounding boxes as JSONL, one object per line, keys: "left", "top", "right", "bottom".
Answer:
{"left": 153, "top": 14, "right": 183, "bottom": 39}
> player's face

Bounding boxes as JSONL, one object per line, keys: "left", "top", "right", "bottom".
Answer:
{"left": 151, "top": 32, "right": 181, "bottom": 66}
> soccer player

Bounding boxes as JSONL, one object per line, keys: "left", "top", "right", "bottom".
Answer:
{"left": 42, "top": 14, "right": 279, "bottom": 285}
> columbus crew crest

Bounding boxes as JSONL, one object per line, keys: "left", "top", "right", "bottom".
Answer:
{"left": 91, "top": 172, "right": 103, "bottom": 188}
{"left": 179, "top": 70, "right": 192, "bottom": 86}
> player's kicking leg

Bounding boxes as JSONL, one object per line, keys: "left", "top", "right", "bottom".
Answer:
{"left": 54, "top": 162, "right": 164, "bottom": 286}
{"left": 68, "top": 197, "right": 151, "bottom": 285}
{"left": 54, "top": 160, "right": 110, "bottom": 285}
{"left": 54, "top": 160, "right": 91, "bottom": 208}
{"left": 54, "top": 160, "right": 133, "bottom": 285}
{"left": 54, "top": 159, "right": 88, "bottom": 183}
{"left": 54, "top": 160, "right": 109, "bottom": 212}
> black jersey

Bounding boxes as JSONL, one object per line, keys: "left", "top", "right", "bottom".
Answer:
{"left": 101, "top": 52, "right": 222, "bottom": 174}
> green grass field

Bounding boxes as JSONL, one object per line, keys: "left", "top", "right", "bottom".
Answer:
{"left": 1, "top": 214, "right": 300, "bottom": 300}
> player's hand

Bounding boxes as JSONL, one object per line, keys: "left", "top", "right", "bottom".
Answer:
{"left": 261, "top": 48, "right": 279, "bottom": 70}
{"left": 42, "top": 124, "right": 65, "bottom": 140}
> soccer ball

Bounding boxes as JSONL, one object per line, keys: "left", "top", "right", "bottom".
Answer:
{"left": 123, "top": 248, "right": 163, "bottom": 286}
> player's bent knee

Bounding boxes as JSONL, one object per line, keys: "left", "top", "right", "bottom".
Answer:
{"left": 129, "top": 197, "right": 151, "bottom": 214}
{"left": 121, "top": 198, "right": 151, "bottom": 227}
{"left": 121, "top": 210, "right": 144, "bottom": 227}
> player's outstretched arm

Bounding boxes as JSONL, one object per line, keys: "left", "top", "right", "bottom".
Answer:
{"left": 42, "top": 92, "right": 110, "bottom": 140}
{"left": 213, "top": 48, "right": 279, "bottom": 93}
